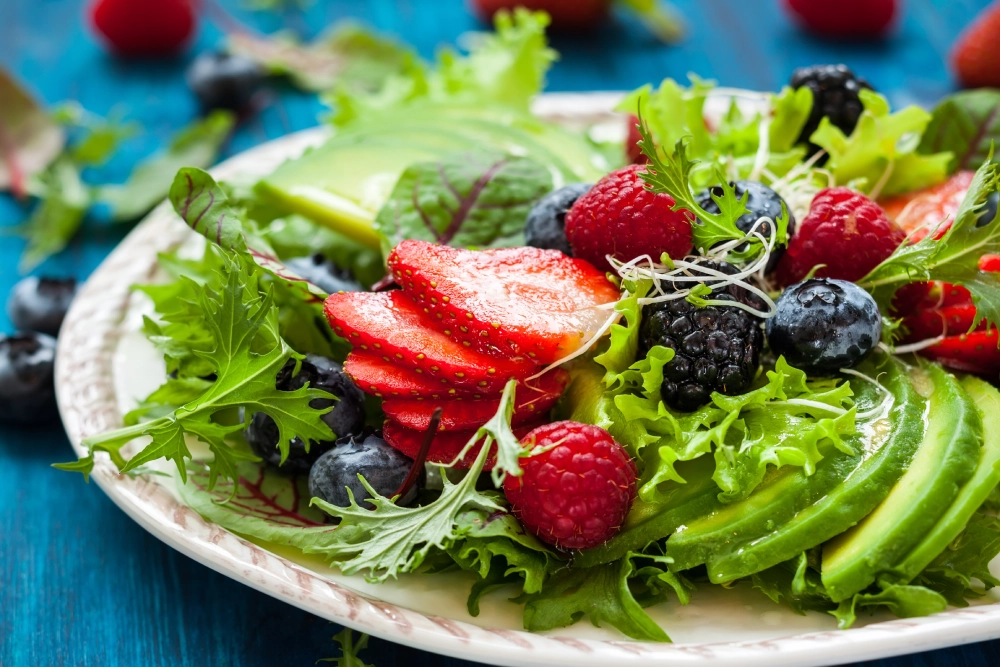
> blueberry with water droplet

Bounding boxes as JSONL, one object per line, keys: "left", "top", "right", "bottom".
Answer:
{"left": 309, "top": 431, "right": 422, "bottom": 510}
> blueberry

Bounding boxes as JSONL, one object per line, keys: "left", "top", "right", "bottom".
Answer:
{"left": 245, "top": 354, "right": 366, "bottom": 473}
{"left": 7, "top": 277, "right": 77, "bottom": 336}
{"left": 309, "top": 432, "right": 422, "bottom": 509}
{"left": 697, "top": 180, "right": 795, "bottom": 273}
{"left": 525, "top": 183, "right": 593, "bottom": 256}
{"left": 766, "top": 279, "right": 881, "bottom": 374}
{"left": 186, "top": 52, "right": 265, "bottom": 112}
{"left": 0, "top": 332, "right": 57, "bottom": 425}
{"left": 284, "top": 254, "right": 364, "bottom": 295}
{"left": 976, "top": 191, "right": 999, "bottom": 228}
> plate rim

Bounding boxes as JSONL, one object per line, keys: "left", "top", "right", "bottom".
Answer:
{"left": 54, "top": 91, "right": 1000, "bottom": 667}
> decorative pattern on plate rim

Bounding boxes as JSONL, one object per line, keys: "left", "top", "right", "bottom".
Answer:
{"left": 54, "top": 94, "right": 1000, "bottom": 667}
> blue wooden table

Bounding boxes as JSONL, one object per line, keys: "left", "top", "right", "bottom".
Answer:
{"left": 2, "top": 0, "right": 999, "bottom": 664}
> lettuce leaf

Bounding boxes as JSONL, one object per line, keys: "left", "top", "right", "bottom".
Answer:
{"left": 617, "top": 78, "right": 810, "bottom": 188}
{"left": 567, "top": 282, "right": 857, "bottom": 503}
{"left": 328, "top": 9, "right": 554, "bottom": 126}
{"left": 912, "top": 512, "right": 1000, "bottom": 607}
{"left": 521, "top": 553, "right": 673, "bottom": 641}
{"left": 810, "top": 89, "right": 951, "bottom": 197}
{"left": 918, "top": 89, "right": 1000, "bottom": 174}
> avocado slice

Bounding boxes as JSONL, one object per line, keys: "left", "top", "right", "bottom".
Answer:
{"left": 254, "top": 103, "right": 611, "bottom": 250}
{"left": 666, "top": 356, "right": 927, "bottom": 581}
{"left": 885, "top": 375, "right": 1000, "bottom": 585}
{"left": 821, "top": 364, "right": 983, "bottom": 602}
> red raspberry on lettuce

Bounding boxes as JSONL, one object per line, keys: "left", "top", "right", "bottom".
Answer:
{"left": 775, "top": 187, "right": 906, "bottom": 287}
{"left": 503, "top": 421, "right": 636, "bottom": 550}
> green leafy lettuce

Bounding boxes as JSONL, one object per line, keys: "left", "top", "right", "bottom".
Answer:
{"left": 56, "top": 250, "right": 335, "bottom": 490}
{"left": 918, "top": 89, "right": 1000, "bottom": 175}
{"left": 618, "top": 77, "right": 811, "bottom": 188}
{"left": 373, "top": 148, "right": 553, "bottom": 249}
{"left": 862, "top": 152, "right": 1000, "bottom": 330}
{"left": 327, "top": 9, "right": 555, "bottom": 125}
{"left": 811, "top": 89, "right": 951, "bottom": 197}
{"left": 569, "top": 282, "right": 855, "bottom": 503}
{"left": 321, "top": 628, "right": 376, "bottom": 667}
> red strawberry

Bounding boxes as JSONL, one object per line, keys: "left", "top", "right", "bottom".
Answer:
{"left": 387, "top": 240, "right": 620, "bottom": 365}
{"left": 625, "top": 114, "right": 646, "bottom": 164}
{"left": 326, "top": 291, "right": 536, "bottom": 393}
{"left": 503, "top": 421, "right": 637, "bottom": 549}
{"left": 382, "top": 370, "right": 568, "bottom": 432}
{"left": 564, "top": 164, "right": 694, "bottom": 271}
{"left": 783, "top": 0, "right": 897, "bottom": 37}
{"left": 952, "top": 2, "right": 1000, "bottom": 88}
{"left": 919, "top": 331, "right": 1000, "bottom": 376}
{"left": 471, "top": 0, "right": 610, "bottom": 31}
{"left": 344, "top": 352, "right": 487, "bottom": 400}
{"left": 901, "top": 304, "right": 979, "bottom": 341}
{"left": 382, "top": 418, "right": 545, "bottom": 469}
{"left": 775, "top": 187, "right": 906, "bottom": 286}
{"left": 880, "top": 171, "right": 976, "bottom": 242}
{"left": 88, "top": 0, "right": 196, "bottom": 57}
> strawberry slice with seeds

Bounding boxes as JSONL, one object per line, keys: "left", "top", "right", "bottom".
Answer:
{"left": 382, "top": 370, "right": 568, "bottom": 432}
{"left": 387, "top": 240, "right": 620, "bottom": 365}
{"left": 344, "top": 352, "right": 486, "bottom": 400}
{"left": 383, "top": 418, "right": 546, "bottom": 469}
{"left": 903, "top": 304, "right": 981, "bottom": 341}
{"left": 919, "top": 331, "right": 1000, "bottom": 376}
{"left": 326, "top": 290, "right": 536, "bottom": 394}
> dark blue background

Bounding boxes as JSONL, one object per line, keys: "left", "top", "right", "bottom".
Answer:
{"left": 2, "top": 0, "right": 999, "bottom": 664}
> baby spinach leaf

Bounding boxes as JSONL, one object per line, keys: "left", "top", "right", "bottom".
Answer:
{"left": 0, "top": 68, "right": 64, "bottom": 197}
{"left": 100, "top": 111, "right": 235, "bottom": 221}
{"left": 919, "top": 89, "right": 1000, "bottom": 174}
{"left": 373, "top": 149, "right": 552, "bottom": 249}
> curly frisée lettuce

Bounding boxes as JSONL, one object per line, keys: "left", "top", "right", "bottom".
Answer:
{"left": 811, "top": 89, "right": 952, "bottom": 197}
{"left": 569, "top": 281, "right": 858, "bottom": 504}
{"left": 617, "top": 77, "right": 812, "bottom": 188}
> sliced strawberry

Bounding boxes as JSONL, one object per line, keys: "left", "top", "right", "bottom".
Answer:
{"left": 383, "top": 418, "right": 546, "bottom": 469}
{"left": 386, "top": 240, "right": 620, "bottom": 365}
{"left": 344, "top": 352, "right": 488, "bottom": 400}
{"left": 326, "top": 290, "right": 536, "bottom": 393}
{"left": 903, "top": 304, "right": 982, "bottom": 341}
{"left": 382, "top": 370, "right": 568, "bottom": 432}
{"left": 919, "top": 330, "right": 1000, "bottom": 376}
{"left": 880, "top": 171, "right": 975, "bottom": 241}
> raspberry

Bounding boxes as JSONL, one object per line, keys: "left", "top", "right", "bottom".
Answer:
{"left": 774, "top": 187, "right": 905, "bottom": 287}
{"left": 88, "top": 0, "right": 196, "bottom": 57}
{"left": 564, "top": 164, "right": 694, "bottom": 271}
{"left": 784, "top": 0, "right": 897, "bottom": 38}
{"left": 472, "top": 0, "right": 610, "bottom": 30}
{"left": 503, "top": 421, "right": 637, "bottom": 550}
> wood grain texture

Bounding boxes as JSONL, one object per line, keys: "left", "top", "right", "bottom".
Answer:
{"left": 1, "top": 0, "right": 1000, "bottom": 665}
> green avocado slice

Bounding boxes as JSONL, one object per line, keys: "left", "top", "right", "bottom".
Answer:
{"left": 667, "top": 356, "right": 926, "bottom": 582}
{"left": 254, "top": 104, "right": 610, "bottom": 250}
{"left": 821, "top": 364, "right": 983, "bottom": 602}
{"left": 884, "top": 375, "right": 1000, "bottom": 586}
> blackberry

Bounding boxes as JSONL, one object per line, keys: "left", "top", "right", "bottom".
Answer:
{"left": 245, "top": 354, "right": 366, "bottom": 474}
{"left": 284, "top": 254, "right": 363, "bottom": 295}
{"left": 639, "top": 262, "right": 765, "bottom": 412}
{"left": 524, "top": 183, "right": 592, "bottom": 256}
{"left": 696, "top": 180, "right": 796, "bottom": 273}
{"left": 790, "top": 65, "right": 874, "bottom": 157}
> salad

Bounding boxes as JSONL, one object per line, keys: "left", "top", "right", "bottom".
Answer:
{"left": 60, "top": 10, "right": 1000, "bottom": 642}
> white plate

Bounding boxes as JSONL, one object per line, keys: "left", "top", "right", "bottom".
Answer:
{"left": 56, "top": 92, "right": 1000, "bottom": 667}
